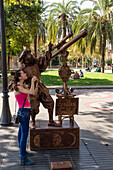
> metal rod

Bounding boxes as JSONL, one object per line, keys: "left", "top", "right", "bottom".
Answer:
{"left": 51, "top": 29, "right": 88, "bottom": 59}
{"left": 51, "top": 32, "right": 73, "bottom": 51}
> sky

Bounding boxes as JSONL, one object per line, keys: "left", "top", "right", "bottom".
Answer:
{"left": 46, "top": 0, "right": 93, "bottom": 9}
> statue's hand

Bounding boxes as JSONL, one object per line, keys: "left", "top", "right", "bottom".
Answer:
{"left": 48, "top": 42, "right": 53, "bottom": 51}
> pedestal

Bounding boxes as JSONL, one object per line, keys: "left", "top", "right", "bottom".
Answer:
{"left": 30, "top": 120, "right": 79, "bottom": 150}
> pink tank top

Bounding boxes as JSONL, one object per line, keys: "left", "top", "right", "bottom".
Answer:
{"left": 15, "top": 93, "right": 31, "bottom": 108}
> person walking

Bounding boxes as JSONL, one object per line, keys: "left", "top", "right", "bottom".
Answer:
{"left": 13, "top": 69, "right": 38, "bottom": 165}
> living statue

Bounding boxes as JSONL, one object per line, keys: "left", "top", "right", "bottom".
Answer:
{"left": 9, "top": 29, "right": 88, "bottom": 129}
{"left": 18, "top": 45, "right": 61, "bottom": 128}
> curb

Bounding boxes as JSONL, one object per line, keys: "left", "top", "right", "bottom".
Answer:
{"left": 0, "top": 85, "right": 113, "bottom": 93}
{"left": 47, "top": 85, "right": 113, "bottom": 90}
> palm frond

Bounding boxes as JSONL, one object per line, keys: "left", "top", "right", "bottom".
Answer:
{"left": 80, "top": 0, "right": 97, "bottom": 5}
{"left": 72, "top": 19, "right": 78, "bottom": 32}
{"left": 90, "top": 35, "right": 96, "bottom": 54}
{"left": 78, "top": 8, "right": 92, "bottom": 16}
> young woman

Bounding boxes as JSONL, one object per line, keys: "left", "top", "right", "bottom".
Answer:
{"left": 13, "top": 69, "right": 38, "bottom": 165}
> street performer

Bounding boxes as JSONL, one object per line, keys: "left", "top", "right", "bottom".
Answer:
{"left": 17, "top": 47, "right": 60, "bottom": 129}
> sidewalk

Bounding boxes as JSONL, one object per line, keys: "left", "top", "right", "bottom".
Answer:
{"left": 1, "top": 88, "right": 113, "bottom": 169}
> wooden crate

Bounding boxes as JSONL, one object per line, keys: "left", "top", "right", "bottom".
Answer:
{"left": 30, "top": 120, "right": 79, "bottom": 150}
{"left": 51, "top": 161, "right": 72, "bottom": 170}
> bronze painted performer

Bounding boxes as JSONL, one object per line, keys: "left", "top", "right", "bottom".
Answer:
{"left": 18, "top": 47, "right": 60, "bottom": 128}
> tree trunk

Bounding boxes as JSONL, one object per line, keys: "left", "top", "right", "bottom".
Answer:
{"left": 34, "top": 34, "right": 37, "bottom": 58}
{"left": 111, "top": 45, "right": 113, "bottom": 64}
{"left": 8, "top": 39, "right": 11, "bottom": 71}
{"left": 112, "top": 46, "right": 113, "bottom": 73}
{"left": 101, "top": 29, "right": 106, "bottom": 73}
{"left": 0, "top": 56, "right": 1, "bottom": 71}
{"left": 82, "top": 55, "right": 83, "bottom": 70}
{"left": 8, "top": 54, "right": 10, "bottom": 71}
{"left": 85, "top": 57, "right": 86, "bottom": 68}
{"left": 50, "top": 60, "right": 52, "bottom": 68}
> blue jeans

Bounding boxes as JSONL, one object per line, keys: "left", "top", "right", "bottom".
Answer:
{"left": 17, "top": 108, "right": 31, "bottom": 161}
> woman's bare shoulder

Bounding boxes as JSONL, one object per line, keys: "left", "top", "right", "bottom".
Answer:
{"left": 14, "top": 90, "right": 21, "bottom": 95}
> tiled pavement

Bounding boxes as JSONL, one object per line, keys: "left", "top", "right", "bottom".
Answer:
{"left": 1, "top": 88, "right": 113, "bottom": 169}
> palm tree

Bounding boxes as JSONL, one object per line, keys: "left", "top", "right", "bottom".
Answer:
{"left": 72, "top": 13, "right": 90, "bottom": 68}
{"left": 107, "top": 5, "right": 113, "bottom": 66}
{"left": 46, "top": 0, "right": 80, "bottom": 43}
{"left": 73, "top": 0, "right": 113, "bottom": 72}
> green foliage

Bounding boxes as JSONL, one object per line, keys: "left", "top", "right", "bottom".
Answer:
{"left": 1, "top": 0, "right": 112, "bottom": 72}
{"left": 106, "top": 58, "right": 112, "bottom": 65}
{"left": 3, "top": 0, "right": 46, "bottom": 56}
{"left": 51, "top": 56, "right": 59, "bottom": 66}
{"left": 46, "top": 0, "right": 80, "bottom": 42}
{"left": 72, "top": 0, "right": 113, "bottom": 73}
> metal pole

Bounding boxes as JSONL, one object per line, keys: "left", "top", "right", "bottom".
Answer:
{"left": 0, "top": 0, "right": 12, "bottom": 125}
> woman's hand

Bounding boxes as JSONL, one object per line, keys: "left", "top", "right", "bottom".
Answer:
{"left": 36, "top": 82, "right": 38, "bottom": 88}
{"left": 17, "top": 76, "right": 38, "bottom": 95}
{"left": 31, "top": 76, "right": 38, "bottom": 83}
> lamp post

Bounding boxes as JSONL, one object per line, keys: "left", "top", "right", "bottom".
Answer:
{"left": 0, "top": 0, "right": 12, "bottom": 125}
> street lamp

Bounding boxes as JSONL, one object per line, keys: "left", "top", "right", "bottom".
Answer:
{"left": 0, "top": 0, "right": 12, "bottom": 125}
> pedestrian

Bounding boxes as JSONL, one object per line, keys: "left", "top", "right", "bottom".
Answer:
{"left": 97, "top": 66, "right": 101, "bottom": 72}
{"left": 79, "top": 70, "right": 84, "bottom": 77}
{"left": 85, "top": 66, "right": 91, "bottom": 72}
{"left": 74, "top": 71, "right": 80, "bottom": 79}
{"left": 13, "top": 69, "right": 38, "bottom": 165}
{"left": 94, "top": 67, "right": 98, "bottom": 72}
{"left": 71, "top": 69, "right": 75, "bottom": 74}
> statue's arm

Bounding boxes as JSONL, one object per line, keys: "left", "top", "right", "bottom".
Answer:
{"left": 36, "top": 42, "right": 53, "bottom": 72}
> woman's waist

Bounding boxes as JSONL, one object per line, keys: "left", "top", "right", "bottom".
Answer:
{"left": 18, "top": 108, "right": 31, "bottom": 112}
{"left": 18, "top": 101, "right": 31, "bottom": 108}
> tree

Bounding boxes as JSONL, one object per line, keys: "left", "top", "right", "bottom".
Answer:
{"left": 4, "top": 1, "right": 33, "bottom": 68}
{"left": 4, "top": 0, "right": 47, "bottom": 58}
{"left": 46, "top": 0, "right": 80, "bottom": 42}
{"left": 107, "top": 5, "right": 113, "bottom": 65}
{"left": 73, "top": 0, "right": 113, "bottom": 72}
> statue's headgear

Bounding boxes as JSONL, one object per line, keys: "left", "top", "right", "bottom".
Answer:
{"left": 19, "top": 49, "right": 31, "bottom": 62}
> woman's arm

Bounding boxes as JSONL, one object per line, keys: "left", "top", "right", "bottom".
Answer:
{"left": 18, "top": 76, "right": 38, "bottom": 95}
